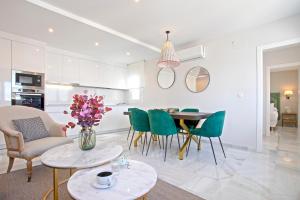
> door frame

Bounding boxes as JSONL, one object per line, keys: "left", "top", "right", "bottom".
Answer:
{"left": 256, "top": 38, "right": 300, "bottom": 152}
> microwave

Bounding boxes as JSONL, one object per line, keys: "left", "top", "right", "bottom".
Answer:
{"left": 12, "top": 70, "right": 45, "bottom": 92}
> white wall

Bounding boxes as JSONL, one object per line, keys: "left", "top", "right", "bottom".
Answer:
{"left": 270, "top": 70, "right": 298, "bottom": 124}
{"left": 142, "top": 14, "right": 300, "bottom": 150}
{"left": 264, "top": 45, "right": 300, "bottom": 66}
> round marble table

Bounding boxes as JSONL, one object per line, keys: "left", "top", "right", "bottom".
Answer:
{"left": 41, "top": 143, "right": 123, "bottom": 200}
{"left": 67, "top": 160, "right": 157, "bottom": 200}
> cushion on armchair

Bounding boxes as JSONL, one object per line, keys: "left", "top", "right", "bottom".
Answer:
{"left": 13, "top": 117, "right": 49, "bottom": 142}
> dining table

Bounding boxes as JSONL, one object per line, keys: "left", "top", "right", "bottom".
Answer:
{"left": 124, "top": 111, "right": 212, "bottom": 160}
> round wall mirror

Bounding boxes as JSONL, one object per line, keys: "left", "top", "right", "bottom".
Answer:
{"left": 185, "top": 66, "right": 210, "bottom": 93}
{"left": 157, "top": 67, "right": 175, "bottom": 89}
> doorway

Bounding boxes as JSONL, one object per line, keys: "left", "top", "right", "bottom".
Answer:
{"left": 257, "top": 39, "right": 300, "bottom": 152}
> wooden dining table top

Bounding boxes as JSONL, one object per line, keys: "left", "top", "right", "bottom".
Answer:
{"left": 123, "top": 111, "right": 212, "bottom": 120}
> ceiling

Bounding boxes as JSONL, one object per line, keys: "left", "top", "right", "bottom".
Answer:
{"left": 1, "top": 0, "right": 300, "bottom": 66}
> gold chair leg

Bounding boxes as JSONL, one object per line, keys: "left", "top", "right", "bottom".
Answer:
{"left": 7, "top": 157, "right": 14, "bottom": 173}
{"left": 134, "top": 132, "right": 143, "bottom": 147}
{"left": 26, "top": 159, "right": 32, "bottom": 182}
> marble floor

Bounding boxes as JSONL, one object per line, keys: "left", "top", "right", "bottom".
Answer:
{"left": 1, "top": 127, "right": 300, "bottom": 200}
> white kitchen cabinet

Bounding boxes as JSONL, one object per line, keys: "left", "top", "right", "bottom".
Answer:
{"left": 61, "top": 56, "right": 80, "bottom": 84}
{"left": 79, "top": 59, "right": 100, "bottom": 86}
{"left": 0, "top": 37, "right": 12, "bottom": 107}
{"left": 46, "top": 52, "right": 63, "bottom": 83}
{"left": 101, "top": 65, "right": 114, "bottom": 88}
{"left": 12, "top": 41, "right": 45, "bottom": 73}
{"left": 114, "top": 67, "right": 128, "bottom": 89}
{"left": 0, "top": 37, "right": 12, "bottom": 148}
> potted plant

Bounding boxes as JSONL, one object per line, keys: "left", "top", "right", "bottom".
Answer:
{"left": 64, "top": 94, "right": 112, "bottom": 150}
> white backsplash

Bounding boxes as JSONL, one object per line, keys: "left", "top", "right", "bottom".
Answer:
{"left": 45, "top": 84, "right": 128, "bottom": 106}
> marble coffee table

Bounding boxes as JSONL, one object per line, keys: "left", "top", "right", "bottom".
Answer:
{"left": 41, "top": 143, "right": 123, "bottom": 200}
{"left": 67, "top": 160, "right": 157, "bottom": 200}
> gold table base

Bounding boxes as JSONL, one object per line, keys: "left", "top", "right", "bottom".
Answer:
{"left": 42, "top": 168, "right": 74, "bottom": 200}
{"left": 178, "top": 119, "right": 201, "bottom": 160}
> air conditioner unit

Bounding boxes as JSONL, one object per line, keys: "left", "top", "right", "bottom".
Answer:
{"left": 177, "top": 45, "right": 206, "bottom": 62}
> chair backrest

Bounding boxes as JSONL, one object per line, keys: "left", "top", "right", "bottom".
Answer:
{"left": 181, "top": 108, "right": 199, "bottom": 112}
{"left": 167, "top": 108, "right": 179, "bottom": 113}
{"left": 131, "top": 108, "right": 150, "bottom": 132}
{"left": 128, "top": 108, "right": 138, "bottom": 125}
{"left": 201, "top": 111, "right": 226, "bottom": 137}
{"left": 148, "top": 109, "right": 177, "bottom": 136}
{"left": 0, "top": 106, "right": 54, "bottom": 132}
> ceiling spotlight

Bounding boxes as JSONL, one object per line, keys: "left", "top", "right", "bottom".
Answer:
{"left": 126, "top": 52, "right": 131, "bottom": 56}
{"left": 94, "top": 42, "right": 99, "bottom": 46}
{"left": 48, "top": 28, "right": 54, "bottom": 33}
{"left": 134, "top": 0, "right": 140, "bottom": 3}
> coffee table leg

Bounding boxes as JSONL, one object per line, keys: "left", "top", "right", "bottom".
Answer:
{"left": 53, "top": 168, "right": 58, "bottom": 200}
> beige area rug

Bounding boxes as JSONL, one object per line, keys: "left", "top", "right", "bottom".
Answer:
{"left": 0, "top": 165, "right": 205, "bottom": 200}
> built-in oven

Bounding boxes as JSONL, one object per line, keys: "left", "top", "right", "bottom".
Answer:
{"left": 12, "top": 70, "right": 45, "bottom": 91}
{"left": 11, "top": 92, "right": 44, "bottom": 110}
{"left": 11, "top": 70, "right": 45, "bottom": 110}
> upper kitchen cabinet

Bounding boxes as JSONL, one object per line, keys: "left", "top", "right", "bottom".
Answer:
{"left": 61, "top": 56, "right": 80, "bottom": 84}
{"left": 79, "top": 59, "right": 100, "bottom": 87}
{"left": 99, "top": 66, "right": 127, "bottom": 89}
{"left": 46, "top": 52, "right": 63, "bottom": 83}
{"left": 0, "top": 37, "right": 12, "bottom": 106}
{"left": 12, "top": 41, "right": 45, "bottom": 73}
{"left": 114, "top": 67, "right": 128, "bottom": 89}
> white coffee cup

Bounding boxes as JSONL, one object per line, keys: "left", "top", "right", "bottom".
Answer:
{"left": 96, "top": 171, "right": 114, "bottom": 185}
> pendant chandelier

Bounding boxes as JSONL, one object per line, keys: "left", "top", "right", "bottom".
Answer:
{"left": 157, "top": 31, "right": 180, "bottom": 68}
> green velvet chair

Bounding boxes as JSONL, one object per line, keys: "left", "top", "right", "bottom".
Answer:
{"left": 147, "top": 110, "right": 181, "bottom": 161}
{"left": 189, "top": 111, "right": 226, "bottom": 165}
{"left": 174, "top": 108, "right": 200, "bottom": 146}
{"left": 181, "top": 108, "right": 200, "bottom": 130}
{"left": 127, "top": 108, "right": 137, "bottom": 140}
{"left": 129, "top": 108, "right": 150, "bottom": 154}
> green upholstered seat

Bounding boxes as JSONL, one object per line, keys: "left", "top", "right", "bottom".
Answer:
{"left": 190, "top": 111, "right": 226, "bottom": 165}
{"left": 128, "top": 108, "right": 150, "bottom": 154}
{"left": 175, "top": 108, "right": 200, "bottom": 131}
{"left": 148, "top": 110, "right": 177, "bottom": 136}
{"left": 190, "top": 111, "right": 225, "bottom": 137}
{"left": 181, "top": 108, "right": 199, "bottom": 112}
{"left": 181, "top": 108, "right": 200, "bottom": 130}
{"left": 126, "top": 108, "right": 138, "bottom": 140}
{"left": 131, "top": 109, "right": 150, "bottom": 132}
{"left": 147, "top": 109, "right": 180, "bottom": 161}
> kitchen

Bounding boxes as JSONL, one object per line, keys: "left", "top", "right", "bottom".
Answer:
{"left": 0, "top": 30, "right": 140, "bottom": 149}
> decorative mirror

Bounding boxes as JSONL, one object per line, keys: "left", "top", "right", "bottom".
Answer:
{"left": 157, "top": 67, "right": 175, "bottom": 89}
{"left": 185, "top": 66, "right": 210, "bottom": 93}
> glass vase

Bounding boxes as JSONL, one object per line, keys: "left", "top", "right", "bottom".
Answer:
{"left": 79, "top": 127, "right": 96, "bottom": 150}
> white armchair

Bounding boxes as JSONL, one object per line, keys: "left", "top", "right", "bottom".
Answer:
{"left": 0, "top": 106, "right": 73, "bottom": 182}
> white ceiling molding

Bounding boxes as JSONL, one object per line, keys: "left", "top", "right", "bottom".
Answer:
{"left": 25, "top": 0, "right": 160, "bottom": 53}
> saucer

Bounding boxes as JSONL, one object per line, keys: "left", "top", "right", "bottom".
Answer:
{"left": 92, "top": 177, "right": 116, "bottom": 189}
